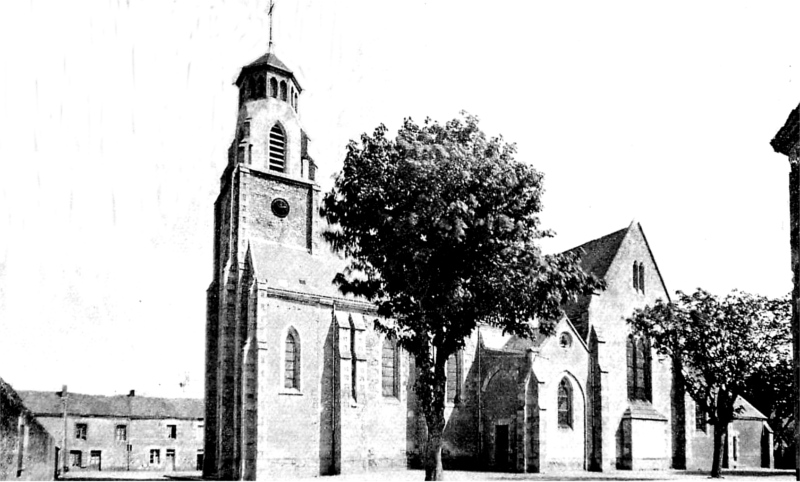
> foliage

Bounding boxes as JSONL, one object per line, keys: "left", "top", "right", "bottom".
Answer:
{"left": 322, "top": 113, "right": 604, "bottom": 479}
{"left": 629, "top": 289, "right": 790, "bottom": 477}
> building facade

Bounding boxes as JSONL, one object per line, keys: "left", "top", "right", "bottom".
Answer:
{"left": 18, "top": 388, "right": 203, "bottom": 473}
{"left": 0, "top": 377, "right": 56, "bottom": 481}
{"left": 204, "top": 45, "right": 772, "bottom": 480}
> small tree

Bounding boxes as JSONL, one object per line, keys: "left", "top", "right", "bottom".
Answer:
{"left": 322, "top": 113, "right": 604, "bottom": 480}
{"left": 629, "top": 289, "right": 789, "bottom": 478}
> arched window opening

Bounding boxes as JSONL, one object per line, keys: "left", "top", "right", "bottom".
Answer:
{"left": 557, "top": 378, "right": 573, "bottom": 429}
{"left": 280, "top": 81, "right": 287, "bottom": 102}
{"left": 695, "top": 405, "right": 706, "bottom": 432}
{"left": 350, "top": 318, "right": 358, "bottom": 402}
{"left": 628, "top": 335, "right": 651, "bottom": 401}
{"left": 639, "top": 263, "right": 645, "bottom": 294}
{"left": 382, "top": 338, "right": 397, "bottom": 397}
{"left": 633, "top": 261, "right": 639, "bottom": 291}
{"left": 254, "top": 74, "right": 266, "bottom": 99}
{"left": 284, "top": 331, "right": 300, "bottom": 389}
{"left": 268, "top": 124, "right": 286, "bottom": 172}
{"left": 446, "top": 351, "right": 461, "bottom": 404}
{"left": 269, "top": 77, "right": 278, "bottom": 98}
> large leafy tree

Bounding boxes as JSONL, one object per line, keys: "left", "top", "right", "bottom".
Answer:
{"left": 321, "top": 113, "right": 604, "bottom": 480}
{"left": 629, "top": 289, "right": 789, "bottom": 478}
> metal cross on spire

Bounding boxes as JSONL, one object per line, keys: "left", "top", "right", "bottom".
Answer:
{"left": 267, "top": 0, "right": 276, "bottom": 52}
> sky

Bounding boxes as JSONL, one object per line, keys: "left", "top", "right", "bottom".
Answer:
{"left": 0, "top": 0, "right": 798, "bottom": 399}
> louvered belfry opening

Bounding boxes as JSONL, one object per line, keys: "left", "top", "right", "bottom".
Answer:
{"left": 269, "top": 124, "right": 286, "bottom": 172}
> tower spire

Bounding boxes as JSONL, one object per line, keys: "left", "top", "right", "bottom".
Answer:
{"left": 267, "top": 0, "right": 275, "bottom": 52}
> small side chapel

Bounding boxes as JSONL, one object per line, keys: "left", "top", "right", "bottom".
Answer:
{"left": 203, "top": 42, "right": 772, "bottom": 480}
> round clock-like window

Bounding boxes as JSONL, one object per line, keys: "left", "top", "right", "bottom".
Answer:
{"left": 559, "top": 332, "right": 572, "bottom": 349}
{"left": 271, "top": 198, "right": 290, "bottom": 218}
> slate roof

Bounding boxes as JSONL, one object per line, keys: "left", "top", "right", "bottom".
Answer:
{"left": 247, "top": 238, "right": 352, "bottom": 300}
{"left": 770, "top": 102, "right": 800, "bottom": 156}
{"left": 235, "top": 50, "right": 302, "bottom": 91}
{"left": 560, "top": 226, "right": 629, "bottom": 338}
{"left": 18, "top": 390, "right": 204, "bottom": 420}
{"left": 734, "top": 396, "right": 768, "bottom": 421}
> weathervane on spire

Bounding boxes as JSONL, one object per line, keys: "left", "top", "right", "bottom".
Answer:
{"left": 267, "top": 0, "right": 276, "bottom": 52}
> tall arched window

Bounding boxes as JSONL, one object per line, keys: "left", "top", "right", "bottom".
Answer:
{"left": 627, "top": 335, "right": 651, "bottom": 401}
{"left": 268, "top": 124, "right": 286, "bottom": 172}
{"left": 446, "top": 351, "right": 461, "bottom": 404}
{"left": 633, "top": 261, "right": 639, "bottom": 291}
{"left": 269, "top": 77, "right": 278, "bottom": 98}
{"left": 557, "top": 378, "right": 573, "bottom": 428}
{"left": 382, "top": 338, "right": 397, "bottom": 397}
{"left": 284, "top": 330, "right": 300, "bottom": 389}
{"left": 280, "top": 80, "right": 287, "bottom": 101}
{"left": 638, "top": 263, "right": 645, "bottom": 294}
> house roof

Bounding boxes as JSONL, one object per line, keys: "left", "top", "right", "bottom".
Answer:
{"left": 770, "top": 102, "right": 800, "bottom": 157}
{"left": 18, "top": 390, "right": 204, "bottom": 420}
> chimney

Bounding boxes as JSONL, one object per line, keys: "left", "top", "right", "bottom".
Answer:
{"left": 128, "top": 390, "right": 135, "bottom": 397}
{"left": 60, "top": 385, "right": 68, "bottom": 398}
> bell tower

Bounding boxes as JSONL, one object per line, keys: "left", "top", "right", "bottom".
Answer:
{"left": 205, "top": 37, "right": 320, "bottom": 479}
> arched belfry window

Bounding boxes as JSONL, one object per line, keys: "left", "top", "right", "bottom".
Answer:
{"left": 382, "top": 338, "right": 398, "bottom": 397}
{"left": 557, "top": 378, "right": 573, "bottom": 429}
{"left": 268, "top": 124, "right": 286, "bottom": 172}
{"left": 269, "top": 77, "right": 278, "bottom": 98}
{"left": 254, "top": 73, "right": 266, "bottom": 99}
{"left": 633, "top": 261, "right": 639, "bottom": 291}
{"left": 284, "top": 329, "right": 300, "bottom": 389}
{"left": 280, "top": 80, "right": 287, "bottom": 102}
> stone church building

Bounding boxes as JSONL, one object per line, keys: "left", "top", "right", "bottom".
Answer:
{"left": 204, "top": 47, "right": 772, "bottom": 480}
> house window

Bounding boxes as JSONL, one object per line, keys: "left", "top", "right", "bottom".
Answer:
{"left": 269, "top": 77, "right": 278, "bottom": 98}
{"left": 446, "top": 351, "right": 461, "bottom": 404}
{"left": 268, "top": 124, "right": 286, "bottom": 172}
{"left": 167, "top": 424, "right": 177, "bottom": 439}
{"left": 382, "top": 338, "right": 397, "bottom": 397}
{"left": 695, "top": 406, "right": 707, "bottom": 432}
{"left": 89, "top": 450, "right": 101, "bottom": 471}
{"left": 75, "top": 423, "right": 87, "bottom": 440}
{"left": 627, "top": 335, "right": 652, "bottom": 401}
{"left": 166, "top": 449, "right": 176, "bottom": 468}
{"left": 149, "top": 449, "right": 161, "bottom": 465}
{"left": 284, "top": 329, "right": 300, "bottom": 389}
{"left": 115, "top": 425, "right": 127, "bottom": 442}
{"left": 70, "top": 450, "right": 82, "bottom": 467}
{"left": 280, "top": 80, "right": 287, "bottom": 101}
{"left": 557, "top": 378, "right": 573, "bottom": 429}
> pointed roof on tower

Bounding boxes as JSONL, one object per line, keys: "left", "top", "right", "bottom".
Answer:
{"left": 235, "top": 50, "right": 302, "bottom": 91}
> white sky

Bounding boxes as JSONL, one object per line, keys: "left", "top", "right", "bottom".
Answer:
{"left": 0, "top": 0, "right": 798, "bottom": 399}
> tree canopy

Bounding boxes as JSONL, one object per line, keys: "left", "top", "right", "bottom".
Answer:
{"left": 630, "top": 289, "right": 790, "bottom": 477}
{"left": 321, "top": 113, "right": 604, "bottom": 479}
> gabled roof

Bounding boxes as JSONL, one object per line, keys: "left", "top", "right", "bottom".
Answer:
{"left": 562, "top": 227, "right": 628, "bottom": 279}
{"left": 246, "top": 239, "right": 350, "bottom": 299}
{"left": 18, "top": 390, "right": 204, "bottom": 420}
{"left": 734, "top": 396, "right": 768, "bottom": 421}
{"left": 770, "top": 102, "right": 799, "bottom": 157}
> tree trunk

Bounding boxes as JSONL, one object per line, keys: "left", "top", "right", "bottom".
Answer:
{"left": 424, "top": 415, "right": 445, "bottom": 481}
{"left": 711, "top": 422, "right": 726, "bottom": 478}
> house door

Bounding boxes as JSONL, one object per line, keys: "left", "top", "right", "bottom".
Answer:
{"left": 89, "top": 451, "right": 101, "bottom": 471}
{"left": 54, "top": 447, "right": 60, "bottom": 479}
{"left": 495, "top": 425, "right": 509, "bottom": 471}
{"left": 166, "top": 449, "right": 176, "bottom": 471}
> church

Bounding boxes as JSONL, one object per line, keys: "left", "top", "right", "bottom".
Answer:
{"left": 203, "top": 44, "right": 773, "bottom": 480}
